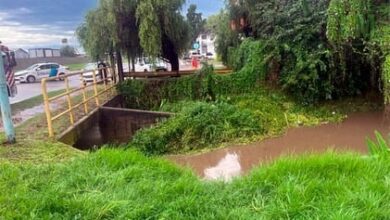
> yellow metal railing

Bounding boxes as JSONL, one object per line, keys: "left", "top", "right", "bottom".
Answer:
{"left": 42, "top": 67, "right": 117, "bottom": 137}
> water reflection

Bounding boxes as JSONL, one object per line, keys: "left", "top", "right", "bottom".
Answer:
{"left": 204, "top": 152, "right": 242, "bottom": 181}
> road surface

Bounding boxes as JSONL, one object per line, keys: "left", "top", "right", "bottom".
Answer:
{"left": 10, "top": 75, "right": 81, "bottom": 104}
{"left": 9, "top": 60, "right": 223, "bottom": 104}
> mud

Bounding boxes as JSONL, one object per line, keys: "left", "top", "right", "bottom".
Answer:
{"left": 168, "top": 112, "right": 390, "bottom": 181}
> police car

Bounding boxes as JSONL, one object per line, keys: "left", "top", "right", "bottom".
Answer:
{"left": 15, "top": 63, "right": 69, "bottom": 83}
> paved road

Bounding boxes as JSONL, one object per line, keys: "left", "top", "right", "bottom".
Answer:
{"left": 10, "top": 75, "right": 81, "bottom": 104}
{"left": 9, "top": 61, "right": 223, "bottom": 104}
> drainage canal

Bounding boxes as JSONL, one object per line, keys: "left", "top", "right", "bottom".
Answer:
{"left": 58, "top": 96, "right": 390, "bottom": 181}
{"left": 169, "top": 112, "right": 390, "bottom": 181}
{"left": 58, "top": 96, "right": 172, "bottom": 150}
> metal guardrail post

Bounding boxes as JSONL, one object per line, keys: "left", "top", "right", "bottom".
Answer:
{"left": 65, "top": 77, "right": 75, "bottom": 125}
{"left": 92, "top": 70, "right": 100, "bottom": 106}
{"left": 79, "top": 73, "right": 89, "bottom": 114}
{"left": 0, "top": 52, "right": 15, "bottom": 143}
{"left": 41, "top": 79, "right": 54, "bottom": 137}
{"left": 41, "top": 67, "right": 118, "bottom": 138}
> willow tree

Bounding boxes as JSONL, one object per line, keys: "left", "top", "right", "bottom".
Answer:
{"left": 77, "top": 7, "right": 115, "bottom": 62}
{"left": 79, "top": 0, "right": 189, "bottom": 72}
{"left": 187, "top": 4, "right": 206, "bottom": 44}
{"left": 110, "top": 0, "right": 142, "bottom": 72}
{"left": 137, "top": 0, "right": 190, "bottom": 71}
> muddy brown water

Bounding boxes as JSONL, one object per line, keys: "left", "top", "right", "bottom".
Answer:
{"left": 168, "top": 112, "right": 390, "bottom": 181}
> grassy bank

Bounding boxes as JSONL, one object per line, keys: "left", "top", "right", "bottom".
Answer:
{"left": 67, "top": 63, "right": 87, "bottom": 71}
{"left": 10, "top": 90, "right": 65, "bottom": 115}
{"left": 0, "top": 147, "right": 389, "bottom": 219}
{"left": 119, "top": 67, "right": 381, "bottom": 155}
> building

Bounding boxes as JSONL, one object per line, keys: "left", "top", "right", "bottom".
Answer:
{"left": 193, "top": 32, "right": 217, "bottom": 58}
{"left": 13, "top": 48, "right": 29, "bottom": 59}
{"left": 28, "top": 48, "right": 61, "bottom": 58}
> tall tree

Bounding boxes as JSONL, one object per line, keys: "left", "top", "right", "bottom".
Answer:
{"left": 77, "top": 7, "right": 115, "bottom": 62}
{"left": 137, "top": 0, "right": 190, "bottom": 71}
{"left": 60, "top": 45, "right": 77, "bottom": 57}
{"left": 79, "top": 0, "right": 190, "bottom": 72}
{"left": 187, "top": 4, "right": 206, "bottom": 44}
{"left": 211, "top": 10, "right": 240, "bottom": 64}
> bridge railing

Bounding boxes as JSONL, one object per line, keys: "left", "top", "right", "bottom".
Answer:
{"left": 41, "top": 67, "right": 117, "bottom": 137}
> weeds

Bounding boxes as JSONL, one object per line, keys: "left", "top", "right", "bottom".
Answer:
{"left": 131, "top": 102, "right": 264, "bottom": 154}
{"left": 366, "top": 131, "right": 390, "bottom": 158}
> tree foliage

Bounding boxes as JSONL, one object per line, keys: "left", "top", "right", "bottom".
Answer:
{"left": 217, "top": 0, "right": 389, "bottom": 104}
{"left": 136, "top": 0, "right": 190, "bottom": 71}
{"left": 187, "top": 4, "right": 206, "bottom": 44}
{"left": 211, "top": 10, "right": 240, "bottom": 65}
{"left": 60, "top": 45, "right": 77, "bottom": 57}
{"left": 77, "top": 7, "right": 115, "bottom": 61}
{"left": 78, "top": 0, "right": 190, "bottom": 71}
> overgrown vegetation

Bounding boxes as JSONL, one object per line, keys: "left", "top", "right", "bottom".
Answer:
{"left": 220, "top": 0, "right": 389, "bottom": 104}
{"left": 132, "top": 102, "right": 264, "bottom": 155}
{"left": 117, "top": 64, "right": 384, "bottom": 154}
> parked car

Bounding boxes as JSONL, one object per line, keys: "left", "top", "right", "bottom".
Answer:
{"left": 134, "top": 57, "right": 169, "bottom": 72}
{"left": 206, "top": 52, "right": 214, "bottom": 60}
{"left": 15, "top": 63, "right": 69, "bottom": 83}
{"left": 82, "top": 62, "right": 111, "bottom": 83}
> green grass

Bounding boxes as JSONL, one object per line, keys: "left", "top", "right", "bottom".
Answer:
{"left": 0, "top": 148, "right": 389, "bottom": 219}
{"left": 67, "top": 63, "right": 88, "bottom": 71}
{"left": 10, "top": 89, "right": 65, "bottom": 114}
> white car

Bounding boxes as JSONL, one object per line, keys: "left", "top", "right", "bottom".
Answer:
{"left": 82, "top": 63, "right": 111, "bottom": 83}
{"left": 134, "top": 57, "right": 169, "bottom": 72}
{"left": 15, "top": 63, "right": 69, "bottom": 83}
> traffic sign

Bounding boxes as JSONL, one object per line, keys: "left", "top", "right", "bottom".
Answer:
{"left": 193, "top": 42, "right": 200, "bottom": 49}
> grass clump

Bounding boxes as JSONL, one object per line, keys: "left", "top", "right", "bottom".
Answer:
{"left": 0, "top": 148, "right": 389, "bottom": 219}
{"left": 132, "top": 102, "right": 264, "bottom": 154}
{"left": 67, "top": 63, "right": 88, "bottom": 71}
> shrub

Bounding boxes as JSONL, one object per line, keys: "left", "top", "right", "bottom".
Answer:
{"left": 131, "top": 102, "right": 264, "bottom": 155}
{"left": 117, "top": 63, "right": 266, "bottom": 110}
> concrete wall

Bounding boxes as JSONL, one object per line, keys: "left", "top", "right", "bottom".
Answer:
{"left": 14, "top": 56, "right": 91, "bottom": 71}
{"left": 58, "top": 97, "right": 173, "bottom": 150}
{"left": 99, "top": 107, "right": 172, "bottom": 146}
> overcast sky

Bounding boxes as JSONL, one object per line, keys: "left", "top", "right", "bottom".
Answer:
{"left": 0, "top": 0, "right": 224, "bottom": 50}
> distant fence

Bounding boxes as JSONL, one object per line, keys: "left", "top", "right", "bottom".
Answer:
{"left": 15, "top": 57, "right": 91, "bottom": 71}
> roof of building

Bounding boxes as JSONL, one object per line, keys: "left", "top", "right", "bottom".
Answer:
{"left": 28, "top": 48, "right": 60, "bottom": 51}
{"left": 14, "top": 48, "right": 29, "bottom": 53}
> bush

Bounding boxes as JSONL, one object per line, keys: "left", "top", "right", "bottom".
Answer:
{"left": 117, "top": 63, "right": 266, "bottom": 110}
{"left": 131, "top": 102, "right": 264, "bottom": 155}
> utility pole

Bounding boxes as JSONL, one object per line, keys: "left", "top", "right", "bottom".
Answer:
{"left": 0, "top": 51, "right": 16, "bottom": 144}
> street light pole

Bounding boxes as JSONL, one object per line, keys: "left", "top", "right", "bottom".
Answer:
{"left": 0, "top": 52, "right": 16, "bottom": 144}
